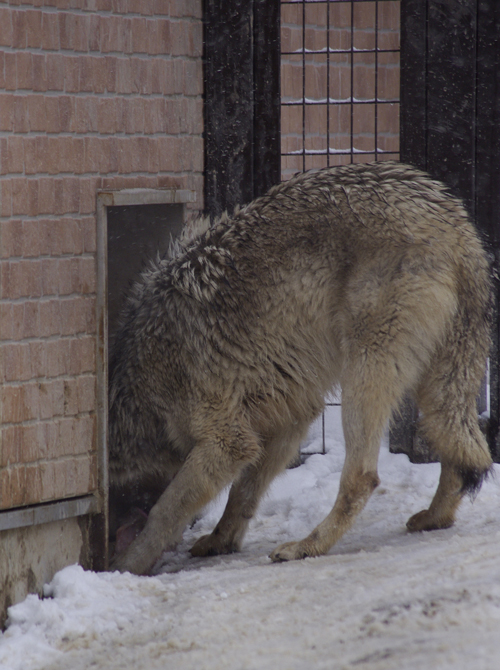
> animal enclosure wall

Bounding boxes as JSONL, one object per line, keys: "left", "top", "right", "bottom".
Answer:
{"left": 0, "top": 0, "right": 204, "bottom": 625}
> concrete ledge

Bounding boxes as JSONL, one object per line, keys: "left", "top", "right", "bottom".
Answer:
{"left": 0, "top": 495, "right": 99, "bottom": 532}
{"left": 97, "top": 188, "right": 196, "bottom": 207}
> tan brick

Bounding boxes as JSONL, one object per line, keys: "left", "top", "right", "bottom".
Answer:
{"left": 41, "top": 11, "right": 60, "bottom": 50}
{"left": 183, "top": 59, "right": 203, "bottom": 96}
{"left": 2, "top": 383, "right": 39, "bottom": 423}
{"left": 62, "top": 177, "right": 80, "bottom": 214}
{"left": 9, "top": 302, "right": 24, "bottom": 340}
{"left": 79, "top": 56, "right": 94, "bottom": 93}
{"left": 0, "top": 303, "right": 13, "bottom": 341}
{"left": 0, "top": 7, "right": 13, "bottom": 47}
{"left": 4, "top": 136, "right": 24, "bottom": 174}
{"left": 0, "top": 465, "right": 28, "bottom": 508}
{"left": 42, "top": 420, "right": 60, "bottom": 459}
{"left": 0, "top": 179, "right": 13, "bottom": 217}
{"left": 4, "top": 53, "right": 17, "bottom": 90}
{"left": 77, "top": 374, "right": 95, "bottom": 413}
{"left": 57, "top": 417, "right": 75, "bottom": 456}
{"left": 47, "top": 338, "right": 71, "bottom": 377}
{"left": 21, "top": 220, "right": 40, "bottom": 258}
{"left": 54, "top": 178, "right": 65, "bottom": 215}
{"left": 11, "top": 9, "right": 27, "bottom": 49}
{"left": 32, "top": 54, "right": 48, "bottom": 92}
{"left": 157, "top": 136, "right": 179, "bottom": 172}
{"left": 148, "top": 137, "right": 160, "bottom": 173}
{"left": 131, "top": 17, "right": 148, "bottom": 54}
{"left": 57, "top": 11, "right": 70, "bottom": 50}
{"left": 56, "top": 257, "right": 72, "bottom": 295}
{"left": 79, "top": 180, "right": 99, "bottom": 216}
{"left": 130, "top": 57, "right": 152, "bottom": 95}
{"left": 11, "top": 178, "right": 29, "bottom": 216}
{"left": 74, "top": 415, "right": 95, "bottom": 455}
{"left": 29, "top": 134, "right": 50, "bottom": 174}
{"left": 29, "top": 340, "right": 47, "bottom": 377}
{"left": 26, "top": 9, "right": 43, "bottom": 48}
{"left": 38, "top": 178, "right": 56, "bottom": 214}
{"left": 161, "top": 59, "right": 184, "bottom": 96}
{"left": 2, "top": 259, "right": 41, "bottom": 300}
{"left": 38, "top": 461, "right": 57, "bottom": 501}
{"left": 81, "top": 216, "right": 97, "bottom": 251}
{"left": 87, "top": 56, "right": 105, "bottom": 96}
{"left": 63, "top": 378, "right": 79, "bottom": 415}
{"left": 60, "top": 296, "right": 87, "bottom": 336}
{"left": 64, "top": 55, "right": 80, "bottom": 92}
{"left": 83, "top": 136, "right": 99, "bottom": 172}
{"left": 115, "top": 57, "right": 133, "bottom": 94}
{"left": 103, "top": 56, "right": 117, "bottom": 93}
{"left": 13, "top": 95, "right": 29, "bottom": 132}
{"left": 100, "top": 15, "right": 122, "bottom": 54}
{"left": 39, "top": 299, "right": 62, "bottom": 337}
{"left": 62, "top": 456, "right": 95, "bottom": 498}
{"left": 0, "top": 94, "right": 14, "bottom": 131}
{"left": 75, "top": 96, "right": 98, "bottom": 133}
{"left": 1, "top": 426, "right": 20, "bottom": 467}
{"left": 38, "top": 379, "right": 64, "bottom": 420}
{"left": 16, "top": 52, "right": 33, "bottom": 90}
{"left": 89, "top": 14, "right": 101, "bottom": 52}
{"left": 0, "top": 52, "right": 5, "bottom": 89}
{"left": 72, "top": 13, "right": 91, "bottom": 52}
{"left": 44, "top": 96, "right": 62, "bottom": 133}
{"left": 69, "top": 336, "right": 95, "bottom": 375}
{"left": 44, "top": 52, "right": 63, "bottom": 91}
{"left": 97, "top": 97, "right": 117, "bottom": 134}
{"left": 2, "top": 342, "right": 31, "bottom": 382}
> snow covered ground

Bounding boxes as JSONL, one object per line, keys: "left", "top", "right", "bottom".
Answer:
{"left": 1, "top": 407, "right": 500, "bottom": 670}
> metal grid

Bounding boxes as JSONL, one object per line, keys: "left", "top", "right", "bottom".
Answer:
{"left": 281, "top": 0, "right": 400, "bottom": 453}
{"left": 281, "top": 0, "right": 400, "bottom": 178}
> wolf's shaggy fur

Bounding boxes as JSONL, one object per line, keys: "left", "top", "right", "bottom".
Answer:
{"left": 108, "top": 162, "right": 493, "bottom": 574}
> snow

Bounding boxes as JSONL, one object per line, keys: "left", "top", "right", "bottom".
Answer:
{"left": 1, "top": 408, "right": 500, "bottom": 670}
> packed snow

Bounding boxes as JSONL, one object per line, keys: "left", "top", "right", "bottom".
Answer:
{"left": 1, "top": 407, "right": 500, "bottom": 670}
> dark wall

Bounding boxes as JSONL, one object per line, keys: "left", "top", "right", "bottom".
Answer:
{"left": 397, "top": 0, "right": 500, "bottom": 458}
{"left": 203, "top": 0, "right": 281, "bottom": 220}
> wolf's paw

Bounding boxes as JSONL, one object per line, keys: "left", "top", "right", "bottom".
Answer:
{"left": 269, "top": 540, "right": 314, "bottom": 562}
{"left": 406, "top": 509, "right": 454, "bottom": 532}
{"left": 189, "top": 533, "right": 238, "bottom": 557}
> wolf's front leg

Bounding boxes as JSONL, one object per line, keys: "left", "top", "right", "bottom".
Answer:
{"left": 110, "top": 428, "right": 261, "bottom": 575}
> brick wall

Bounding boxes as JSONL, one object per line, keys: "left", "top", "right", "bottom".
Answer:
{"left": 281, "top": 0, "right": 400, "bottom": 180}
{"left": 0, "top": 0, "right": 203, "bottom": 511}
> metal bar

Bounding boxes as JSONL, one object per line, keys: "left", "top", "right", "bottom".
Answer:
{"left": 302, "top": 0, "right": 306, "bottom": 172}
{"left": 326, "top": 0, "right": 330, "bottom": 167}
{"left": 281, "top": 49, "right": 399, "bottom": 54}
{"left": 374, "top": 0, "right": 378, "bottom": 160}
{"left": 350, "top": 0, "right": 354, "bottom": 162}
{"left": 282, "top": 99, "right": 400, "bottom": 104}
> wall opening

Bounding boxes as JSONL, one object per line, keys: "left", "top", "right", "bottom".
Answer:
{"left": 95, "top": 188, "right": 195, "bottom": 564}
{"left": 107, "top": 203, "right": 184, "bottom": 346}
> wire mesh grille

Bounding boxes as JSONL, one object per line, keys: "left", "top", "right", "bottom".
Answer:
{"left": 280, "top": 0, "right": 401, "bottom": 453}
{"left": 281, "top": 0, "right": 400, "bottom": 180}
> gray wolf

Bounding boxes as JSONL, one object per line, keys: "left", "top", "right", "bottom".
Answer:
{"left": 108, "top": 161, "right": 492, "bottom": 574}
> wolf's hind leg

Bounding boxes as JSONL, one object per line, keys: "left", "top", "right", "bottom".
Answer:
{"left": 190, "top": 425, "right": 309, "bottom": 557}
{"left": 407, "top": 354, "right": 492, "bottom": 532}
{"left": 270, "top": 374, "right": 394, "bottom": 561}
